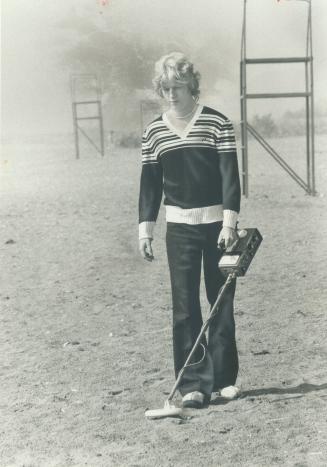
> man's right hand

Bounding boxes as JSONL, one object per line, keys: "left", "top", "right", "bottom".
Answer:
{"left": 139, "top": 238, "right": 154, "bottom": 262}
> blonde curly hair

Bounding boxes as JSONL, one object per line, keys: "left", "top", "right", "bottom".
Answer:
{"left": 152, "top": 52, "right": 201, "bottom": 101}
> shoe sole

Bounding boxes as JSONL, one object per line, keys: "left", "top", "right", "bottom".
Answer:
{"left": 182, "top": 400, "right": 204, "bottom": 409}
{"left": 219, "top": 395, "right": 240, "bottom": 400}
{"left": 219, "top": 391, "right": 241, "bottom": 400}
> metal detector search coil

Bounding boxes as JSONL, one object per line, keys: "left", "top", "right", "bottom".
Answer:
{"left": 218, "top": 228, "right": 262, "bottom": 277}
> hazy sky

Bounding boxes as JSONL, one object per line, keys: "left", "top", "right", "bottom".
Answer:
{"left": 2, "top": 0, "right": 327, "bottom": 136}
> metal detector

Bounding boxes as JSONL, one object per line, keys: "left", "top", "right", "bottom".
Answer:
{"left": 145, "top": 228, "right": 262, "bottom": 420}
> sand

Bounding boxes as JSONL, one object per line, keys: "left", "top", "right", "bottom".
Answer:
{"left": 1, "top": 133, "right": 326, "bottom": 466}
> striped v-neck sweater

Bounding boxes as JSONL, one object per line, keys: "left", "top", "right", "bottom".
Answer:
{"left": 139, "top": 105, "right": 241, "bottom": 239}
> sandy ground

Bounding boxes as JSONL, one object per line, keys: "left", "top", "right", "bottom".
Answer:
{"left": 1, "top": 133, "right": 327, "bottom": 467}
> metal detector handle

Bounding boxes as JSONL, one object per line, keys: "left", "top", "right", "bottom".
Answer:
{"left": 218, "top": 239, "right": 239, "bottom": 254}
{"left": 218, "top": 222, "right": 239, "bottom": 253}
{"left": 167, "top": 272, "right": 236, "bottom": 402}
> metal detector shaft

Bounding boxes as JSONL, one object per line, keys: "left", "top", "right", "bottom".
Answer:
{"left": 167, "top": 272, "right": 236, "bottom": 402}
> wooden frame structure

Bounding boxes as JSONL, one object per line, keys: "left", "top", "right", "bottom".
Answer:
{"left": 240, "top": 0, "right": 316, "bottom": 196}
{"left": 70, "top": 74, "right": 105, "bottom": 159}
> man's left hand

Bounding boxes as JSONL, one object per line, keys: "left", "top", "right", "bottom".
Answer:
{"left": 218, "top": 227, "right": 238, "bottom": 250}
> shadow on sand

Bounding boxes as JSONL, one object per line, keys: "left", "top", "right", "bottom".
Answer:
{"left": 209, "top": 382, "right": 327, "bottom": 406}
{"left": 241, "top": 382, "right": 327, "bottom": 397}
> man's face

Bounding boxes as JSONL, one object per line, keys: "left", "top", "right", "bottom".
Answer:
{"left": 161, "top": 77, "right": 193, "bottom": 110}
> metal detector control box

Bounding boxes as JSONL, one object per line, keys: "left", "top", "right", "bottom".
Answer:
{"left": 218, "top": 228, "right": 262, "bottom": 277}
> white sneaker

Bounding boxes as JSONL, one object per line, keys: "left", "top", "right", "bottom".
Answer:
{"left": 182, "top": 391, "right": 205, "bottom": 408}
{"left": 219, "top": 386, "right": 241, "bottom": 399}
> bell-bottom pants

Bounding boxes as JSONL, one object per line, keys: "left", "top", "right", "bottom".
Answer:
{"left": 166, "top": 221, "right": 238, "bottom": 397}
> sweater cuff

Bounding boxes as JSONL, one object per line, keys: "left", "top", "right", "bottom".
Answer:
{"left": 139, "top": 221, "right": 155, "bottom": 239}
{"left": 223, "top": 210, "right": 238, "bottom": 229}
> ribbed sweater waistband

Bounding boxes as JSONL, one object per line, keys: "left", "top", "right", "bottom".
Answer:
{"left": 165, "top": 205, "right": 223, "bottom": 224}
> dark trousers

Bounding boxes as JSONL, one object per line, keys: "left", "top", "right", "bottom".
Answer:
{"left": 166, "top": 222, "right": 238, "bottom": 397}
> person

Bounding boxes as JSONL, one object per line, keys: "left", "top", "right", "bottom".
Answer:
{"left": 138, "top": 52, "right": 241, "bottom": 408}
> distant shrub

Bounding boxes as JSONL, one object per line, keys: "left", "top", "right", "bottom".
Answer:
{"left": 250, "top": 114, "right": 279, "bottom": 138}
{"left": 117, "top": 132, "right": 141, "bottom": 148}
